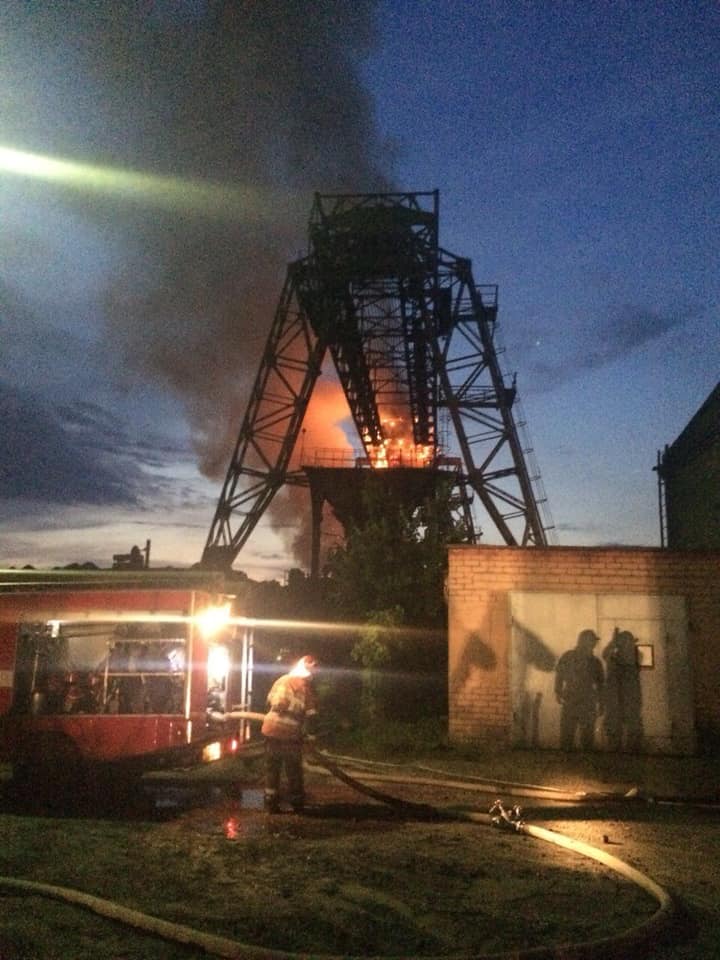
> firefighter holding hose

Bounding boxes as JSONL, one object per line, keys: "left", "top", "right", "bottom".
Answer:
{"left": 261, "top": 655, "right": 318, "bottom": 814}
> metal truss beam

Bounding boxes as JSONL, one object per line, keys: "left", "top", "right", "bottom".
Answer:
{"left": 202, "top": 262, "right": 325, "bottom": 568}
{"left": 435, "top": 251, "right": 548, "bottom": 546}
{"left": 203, "top": 191, "right": 551, "bottom": 570}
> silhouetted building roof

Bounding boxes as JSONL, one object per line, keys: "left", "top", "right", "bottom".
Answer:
{"left": 659, "top": 383, "right": 720, "bottom": 549}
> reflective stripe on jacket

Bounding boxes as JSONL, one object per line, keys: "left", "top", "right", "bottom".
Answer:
{"left": 261, "top": 674, "right": 318, "bottom": 741}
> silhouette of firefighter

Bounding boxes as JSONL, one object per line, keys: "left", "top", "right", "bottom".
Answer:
{"left": 554, "top": 629, "right": 604, "bottom": 750}
{"left": 602, "top": 629, "right": 643, "bottom": 752}
{"left": 261, "top": 655, "right": 318, "bottom": 813}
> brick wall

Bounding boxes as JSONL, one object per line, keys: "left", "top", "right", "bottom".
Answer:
{"left": 447, "top": 545, "right": 720, "bottom": 751}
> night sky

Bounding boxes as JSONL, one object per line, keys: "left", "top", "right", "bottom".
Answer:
{"left": 1, "top": 0, "right": 718, "bottom": 578}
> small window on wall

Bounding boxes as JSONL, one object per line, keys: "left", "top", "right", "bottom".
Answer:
{"left": 13, "top": 620, "right": 188, "bottom": 716}
{"left": 635, "top": 644, "right": 654, "bottom": 668}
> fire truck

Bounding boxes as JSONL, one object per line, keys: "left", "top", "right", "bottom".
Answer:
{"left": 0, "top": 569, "right": 254, "bottom": 800}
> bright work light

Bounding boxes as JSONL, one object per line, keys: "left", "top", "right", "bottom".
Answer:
{"left": 196, "top": 603, "right": 232, "bottom": 638}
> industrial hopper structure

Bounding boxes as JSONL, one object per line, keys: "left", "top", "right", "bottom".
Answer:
{"left": 203, "top": 191, "right": 552, "bottom": 574}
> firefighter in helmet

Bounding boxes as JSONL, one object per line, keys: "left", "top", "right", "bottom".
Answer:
{"left": 261, "top": 654, "right": 318, "bottom": 813}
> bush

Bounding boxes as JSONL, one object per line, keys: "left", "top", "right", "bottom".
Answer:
{"left": 328, "top": 714, "right": 448, "bottom": 758}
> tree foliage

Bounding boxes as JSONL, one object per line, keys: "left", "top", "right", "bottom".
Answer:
{"left": 322, "top": 481, "right": 461, "bottom": 628}
{"left": 351, "top": 606, "right": 404, "bottom": 724}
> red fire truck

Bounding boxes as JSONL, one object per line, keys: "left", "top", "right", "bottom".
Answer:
{"left": 0, "top": 569, "right": 254, "bottom": 800}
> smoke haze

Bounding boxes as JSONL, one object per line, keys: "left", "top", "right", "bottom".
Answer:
{"left": 3, "top": 0, "right": 391, "bottom": 475}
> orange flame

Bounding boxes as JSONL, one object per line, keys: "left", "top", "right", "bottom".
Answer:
{"left": 366, "top": 416, "right": 434, "bottom": 468}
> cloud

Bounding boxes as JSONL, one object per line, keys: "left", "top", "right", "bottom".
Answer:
{"left": 55, "top": 400, "right": 190, "bottom": 465}
{"left": 0, "top": 380, "right": 145, "bottom": 507}
{"left": 529, "top": 303, "right": 690, "bottom": 391}
{"left": 585, "top": 305, "right": 687, "bottom": 365}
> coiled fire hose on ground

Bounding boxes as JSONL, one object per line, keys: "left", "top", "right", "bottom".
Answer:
{"left": 0, "top": 714, "right": 682, "bottom": 960}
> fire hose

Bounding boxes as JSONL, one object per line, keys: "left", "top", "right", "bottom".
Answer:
{"left": 301, "top": 743, "right": 680, "bottom": 958}
{"left": 0, "top": 714, "right": 682, "bottom": 960}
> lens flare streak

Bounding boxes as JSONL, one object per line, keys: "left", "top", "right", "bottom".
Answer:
{"left": 0, "top": 145, "right": 277, "bottom": 219}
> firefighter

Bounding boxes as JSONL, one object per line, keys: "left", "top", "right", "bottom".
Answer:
{"left": 261, "top": 655, "right": 318, "bottom": 814}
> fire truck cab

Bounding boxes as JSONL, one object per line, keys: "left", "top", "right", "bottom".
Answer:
{"left": 0, "top": 570, "right": 253, "bottom": 799}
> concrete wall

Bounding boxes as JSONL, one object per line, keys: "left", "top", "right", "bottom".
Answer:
{"left": 447, "top": 545, "right": 720, "bottom": 754}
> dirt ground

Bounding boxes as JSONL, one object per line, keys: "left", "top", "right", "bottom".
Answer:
{"left": 0, "top": 749, "right": 718, "bottom": 959}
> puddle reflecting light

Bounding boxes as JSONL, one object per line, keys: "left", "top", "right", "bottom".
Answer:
{"left": 224, "top": 817, "right": 240, "bottom": 840}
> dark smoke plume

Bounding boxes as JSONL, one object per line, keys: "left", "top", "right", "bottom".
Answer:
{"left": 4, "top": 0, "right": 393, "bottom": 566}
{"left": 4, "top": 0, "right": 391, "bottom": 475}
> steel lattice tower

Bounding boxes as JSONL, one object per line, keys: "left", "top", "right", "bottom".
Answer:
{"left": 203, "top": 191, "right": 552, "bottom": 571}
